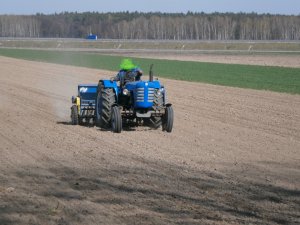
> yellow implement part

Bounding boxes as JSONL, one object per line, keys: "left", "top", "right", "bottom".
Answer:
{"left": 76, "top": 97, "right": 80, "bottom": 113}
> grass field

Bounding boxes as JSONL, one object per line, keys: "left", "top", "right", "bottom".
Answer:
{"left": 0, "top": 48, "right": 299, "bottom": 94}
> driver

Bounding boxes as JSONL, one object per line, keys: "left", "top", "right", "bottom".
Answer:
{"left": 110, "top": 59, "right": 143, "bottom": 84}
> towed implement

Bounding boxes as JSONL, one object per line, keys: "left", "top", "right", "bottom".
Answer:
{"left": 71, "top": 84, "right": 97, "bottom": 125}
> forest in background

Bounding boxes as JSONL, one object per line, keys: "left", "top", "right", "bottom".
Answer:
{"left": 0, "top": 12, "right": 299, "bottom": 40}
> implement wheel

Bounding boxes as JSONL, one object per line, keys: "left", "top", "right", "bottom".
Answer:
{"left": 162, "top": 105, "right": 174, "bottom": 133}
{"left": 71, "top": 105, "right": 79, "bottom": 125}
{"left": 111, "top": 106, "right": 122, "bottom": 133}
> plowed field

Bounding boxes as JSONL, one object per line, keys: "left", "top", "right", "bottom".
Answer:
{"left": 0, "top": 56, "right": 299, "bottom": 225}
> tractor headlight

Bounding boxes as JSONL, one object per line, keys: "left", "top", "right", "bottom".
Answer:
{"left": 157, "top": 88, "right": 164, "bottom": 95}
{"left": 123, "top": 89, "right": 129, "bottom": 95}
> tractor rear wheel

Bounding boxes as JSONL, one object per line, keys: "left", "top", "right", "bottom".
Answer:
{"left": 96, "top": 82, "right": 115, "bottom": 128}
{"left": 162, "top": 105, "right": 174, "bottom": 133}
{"left": 111, "top": 106, "right": 122, "bottom": 133}
{"left": 148, "top": 117, "right": 162, "bottom": 129}
{"left": 148, "top": 90, "right": 164, "bottom": 129}
{"left": 71, "top": 105, "right": 79, "bottom": 125}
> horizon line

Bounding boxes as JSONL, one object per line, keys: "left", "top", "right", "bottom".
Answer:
{"left": 0, "top": 11, "right": 299, "bottom": 16}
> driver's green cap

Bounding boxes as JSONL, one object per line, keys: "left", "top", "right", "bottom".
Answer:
{"left": 120, "top": 59, "right": 136, "bottom": 71}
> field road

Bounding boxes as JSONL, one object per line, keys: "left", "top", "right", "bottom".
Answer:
{"left": 0, "top": 56, "right": 299, "bottom": 224}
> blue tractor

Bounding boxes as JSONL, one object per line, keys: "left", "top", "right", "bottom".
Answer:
{"left": 95, "top": 64, "right": 174, "bottom": 133}
{"left": 71, "top": 84, "right": 98, "bottom": 125}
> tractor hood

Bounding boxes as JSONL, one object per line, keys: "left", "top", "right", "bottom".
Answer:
{"left": 125, "top": 80, "right": 161, "bottom": 109}
{"left": 125, "top": 80, "right": 161, "bottom": 91}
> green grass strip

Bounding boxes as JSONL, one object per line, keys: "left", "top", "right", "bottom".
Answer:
{"left": 0, "top": 48, "right": 299, "bottom": 94}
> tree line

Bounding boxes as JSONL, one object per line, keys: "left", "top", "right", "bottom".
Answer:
{"left": 0, "top": 12, "right": 299, "bottom": 40}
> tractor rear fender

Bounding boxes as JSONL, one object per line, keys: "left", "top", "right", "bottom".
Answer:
{"left": 99, "top": 79, "right": 119, "bottom": 101}
{"left": 161, "top": 87, "right": 169, "bottom": 105}
{"left": 165, "top": 103, "right": 172, "bottom": 107}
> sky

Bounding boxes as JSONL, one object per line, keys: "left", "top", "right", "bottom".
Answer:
{"left": 0, "top": 0, "right": 299, "bottom": 15}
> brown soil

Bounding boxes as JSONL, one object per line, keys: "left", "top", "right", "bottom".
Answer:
{"left": 0, "top": 56, "right": 299, "bottom": 225}
{"left": 111, "top": 52, "right": 300, "bottom": 68}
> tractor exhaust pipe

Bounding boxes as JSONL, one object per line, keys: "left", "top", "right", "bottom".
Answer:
{"left": 149, "top": 64, "right": 154, "bottom": 82}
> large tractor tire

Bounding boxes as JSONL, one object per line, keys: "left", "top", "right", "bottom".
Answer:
{"left": 162, "top": 105, "right": 174, "bottom": 133}
{"left": 148, "top": 90, "right": 164, "bottom": 129}
{"left": 71, "top": 105, "right": 79, "bottom": 125}
{"left": 111, "top": 106, "right": 122, "bottom": 133}
{"left": 96, "top": 82, "right": 115, "bottom": 128}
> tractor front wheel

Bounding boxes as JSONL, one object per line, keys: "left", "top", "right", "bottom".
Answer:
{"left": 162, "top": 105, "right": 174, "bottom": 133}
{"left": 71, "top": 105, "right": 79, "bottom": 125}
{"left": 111, "top": 106, "right": 122, "bottom": 133}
